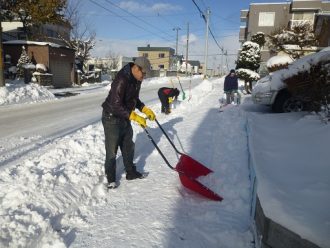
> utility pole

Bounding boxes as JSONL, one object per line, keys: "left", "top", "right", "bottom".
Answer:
{"left": 173, "top": 27, "right": 181, "bottom": 56}
{"left": 203, "top": 8, "right": 210, "bottom": 78}
{"left": 225, "top": 50, "right": 229, "bottom": 73}
{"left": 220, "top": 48, "right": 224, "bottom": 76}
{"left": 185, "top": 22, "right": 189, "bottom": 76}
{"left": 0, "top": 22, "right": 4, "bottom": 87}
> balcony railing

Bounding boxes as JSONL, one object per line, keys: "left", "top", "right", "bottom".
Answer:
{"left": 289, "top": 19, "right": 314, "bottom": 29}
{"left": 240, "top": 10, "right": 248, "bottom": 22}
{"left": 239, "top": 27, "right": 247, "bottom": 42}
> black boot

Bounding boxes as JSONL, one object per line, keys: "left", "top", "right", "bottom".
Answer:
{"left": 126, "top": 166, "right": 143, "bottom": 180}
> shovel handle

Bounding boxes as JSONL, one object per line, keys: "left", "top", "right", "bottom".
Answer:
{"left": 155, "top": 119, "right": 183, "bottom": 155}
{"left": 143, "top": 127, "right": 175, "bottom": 171}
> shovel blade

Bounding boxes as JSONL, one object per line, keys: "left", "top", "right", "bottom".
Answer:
{"left": 179, "top": 174, "right": 223, "bottom": 201}
{"left": 176, "top": 154, "right": 213, "bottom": 179}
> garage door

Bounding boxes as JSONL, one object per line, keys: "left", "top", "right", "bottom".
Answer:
{"left": 50, "top": 60, "right": 73, "bottom": 88}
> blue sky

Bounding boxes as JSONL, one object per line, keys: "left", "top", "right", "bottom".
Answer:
{"left": 77, "top": 0, "right": 289, "bottom": 70}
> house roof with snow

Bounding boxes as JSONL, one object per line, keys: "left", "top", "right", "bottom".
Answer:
{"left": 3, "top": 40, "right": 73, "bottom": 50}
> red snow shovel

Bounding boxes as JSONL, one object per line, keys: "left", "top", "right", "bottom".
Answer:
{"left": 143, "top": 119, "right": 223, "bottom": 201}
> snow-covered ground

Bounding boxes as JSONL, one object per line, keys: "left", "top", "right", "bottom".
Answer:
{"left": 0, "top": 76, "right": 329, "bottom": 248}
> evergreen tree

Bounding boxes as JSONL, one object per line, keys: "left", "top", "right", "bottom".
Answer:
{"left": 236, "top": 41, "right": 261, "bottom": 72}
{"left": 17, "top": 46, "right": 31, "bottom": 78}
{"left": 236, "top": 41, "right": 261, "bottom": 93}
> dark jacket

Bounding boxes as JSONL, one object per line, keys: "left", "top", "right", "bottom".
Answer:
{"left": 158, "top": 87, "right": 180, "bottom": 97}
{"left": 224, "top": 74, "right": 238, "bottom": 92}
{"left": 102, "top": 63, "right": 144, "bottom": 119}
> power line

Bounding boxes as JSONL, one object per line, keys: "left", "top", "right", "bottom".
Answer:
{"left": 191, "top": 0, "right": 206, "bottom": 22}
{"left": 191, "top": 0, "right": 224, "bottom": 53}
{"left": 88, "top": 0, "right": 173, "bottom": 42}
{"left": 103, "top": 0, "right": 175, "bottom": 40}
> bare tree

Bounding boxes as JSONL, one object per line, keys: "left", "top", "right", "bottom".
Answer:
{"left": 60, "top": 0, "right": 96, "bottom": 70}
{"left": 106, "top": 51, "right": 120, "bottom": 71}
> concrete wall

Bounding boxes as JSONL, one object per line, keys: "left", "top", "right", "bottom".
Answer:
{"left": 247, "top": 3, "right": 291, "bottom": 39}
{"left": 254, "top": 198, "right": 321, "bottom": 248}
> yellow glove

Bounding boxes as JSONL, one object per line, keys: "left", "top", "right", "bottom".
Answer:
{"left": 129, "top": 111, "right": 146, "bottom": 128}
{"left": 141, "top": 106, "right": 156, "bottom": 121}
{"left": 168, "top": 97, "right": 173, "bottom": 103}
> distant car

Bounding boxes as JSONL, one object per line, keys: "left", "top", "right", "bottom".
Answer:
{"left": 252, "top": 48, "right": 330, "bottom": 113}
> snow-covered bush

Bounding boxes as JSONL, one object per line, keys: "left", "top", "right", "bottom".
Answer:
{"left": 267, "top": 55, "right": 294, "bottom": 72}
{"left": 236, "top": 68, "right": 260, "bottom": 83}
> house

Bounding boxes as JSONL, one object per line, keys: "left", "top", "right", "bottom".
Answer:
{"left": 1, "top": 20, "right": 71, "bottom": 46}
{"left": 3, "top": 40, "right": 75, "bottom": 88}
{"left": 179, "top": 59, "right": 201, "bottom": 74}
{"left": 240, "top": 0, "right": 330, "bottom": 62}
{"left": 137, "top": 45, "right": 175, "bottom": 71}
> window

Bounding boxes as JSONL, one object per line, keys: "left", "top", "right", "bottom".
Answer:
{"left": 159, "top": 64, "right": 164, "bottom": 69}
{"left": 159, "top": 53, "right": 165, "bottom": 58}
{"left": 258, "top": 12, "right": 275, "bottom": 27}
{"left": 291, "top": 12, "right": 314, "bottom": 28}
{"left": 46, "top": 29, "right": 55, "bottom": 37}
{"left": 142, "top": 53, "right": 148, "bottom": 57}
{"left": 293, "top": 12, "right": 314, "bottom": 21}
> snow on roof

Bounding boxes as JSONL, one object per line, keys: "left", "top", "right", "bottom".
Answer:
{"left": 250, "top": 2, "right": 290, "bottom": 5}
{"left": 3, "top": 40, "right": 69, "bottom": 49}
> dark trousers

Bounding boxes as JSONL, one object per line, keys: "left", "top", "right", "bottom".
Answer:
{"left": 102, "top": 112, "right": 135, "bottom": 183}
{"left": 158, "top": 90, "right": 169, "bottom": 112}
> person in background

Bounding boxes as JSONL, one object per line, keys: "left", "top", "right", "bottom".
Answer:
{"left": 157, "top": 87, "right": 180, "bottom": 114}
{"left": 101, "top": 57, "right": 155, "bottom": 189}
{"left": 224, "top": 69, "right": 241, "bottom": 105}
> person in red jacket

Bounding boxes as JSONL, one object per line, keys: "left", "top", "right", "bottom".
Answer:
{"left": 101, "top": 57, "right": 155, "bottom": 189}
{"left": 158, "top": 87, "right": 180, "bottom": 114}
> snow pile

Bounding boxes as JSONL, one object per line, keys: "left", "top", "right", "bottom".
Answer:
{"left": 0, "top": 125, "right": 105, "bottom": 247}
{"left": 0, "top": 82, "right": 56, "bottom": 106}
{"left": 248, "top": 113, "right": 330, "bottom": 248}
